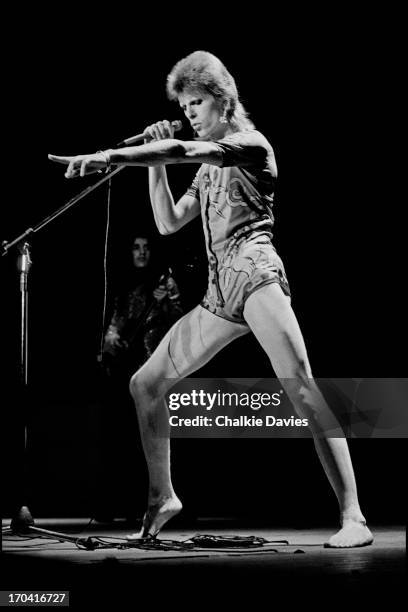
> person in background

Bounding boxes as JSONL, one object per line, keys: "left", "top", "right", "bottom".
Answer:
{"left": 102, "top": 234, "right": 183, "bottom": 375}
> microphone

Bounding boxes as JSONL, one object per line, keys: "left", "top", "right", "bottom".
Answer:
{"left": 116, "top": 120, "right": 183, "bottom": 147}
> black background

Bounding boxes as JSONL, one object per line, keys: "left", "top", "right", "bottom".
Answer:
{"left": 1, "top": 10, "right": 405, "bottom": 525}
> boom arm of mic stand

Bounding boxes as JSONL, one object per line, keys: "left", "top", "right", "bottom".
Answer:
{"left": 2, "top": 166, "right": 125, "bottom": 257}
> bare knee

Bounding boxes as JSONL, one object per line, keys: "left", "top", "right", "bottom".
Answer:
{"left": 129, "top": 371, "right": 161, "bottom": 406}
{"left": 129, "top": 371, "right": 142, "bottom": 402}
{"left": 293, "top": 358, "right": 312, "bottom": 382}
{"left": 284, "top": 377, "right": 340, "bottom": 432}
{"left": 283, "top": 373, "right": 324, "bottom": 419}
{"left": 279, "top": 359, "right": 312, "bottom": 399}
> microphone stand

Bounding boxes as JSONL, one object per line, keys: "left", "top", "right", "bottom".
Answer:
{"left": 2, "top": 165, "right": 125, "bottom": 541}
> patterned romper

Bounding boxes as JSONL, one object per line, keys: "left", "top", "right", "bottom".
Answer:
{"left": 186, "top": 129, "right": 291, "bottom": 323}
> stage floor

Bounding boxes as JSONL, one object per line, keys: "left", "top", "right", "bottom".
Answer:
{"left": 1, "top": 519, "right": 406, "bottom": 607}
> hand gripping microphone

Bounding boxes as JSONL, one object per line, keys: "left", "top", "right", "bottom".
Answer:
{"left": 116, "top": 120, "right": 183, "bottom": 147}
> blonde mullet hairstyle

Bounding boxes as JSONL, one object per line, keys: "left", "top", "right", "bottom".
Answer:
{"left": 166, "top": 50, "right": 254, "bottom": 132}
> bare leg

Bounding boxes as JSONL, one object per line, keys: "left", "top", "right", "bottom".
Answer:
{"left": 127, "top": 306, "right": 248, "bottom": 538}
{"left": 243, "top": 283, "right": 373, "bottom": 548}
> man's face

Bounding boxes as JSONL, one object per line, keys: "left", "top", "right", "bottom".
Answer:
{"left": 178, "top": 88, "right": 225, "bottom": 140}
{"left": 132, "top": 237, "right": 151, "bottom": 268}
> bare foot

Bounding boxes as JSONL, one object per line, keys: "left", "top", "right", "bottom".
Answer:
{"left": 126, "top": 495, "right": 182, "bottom": 540}
{"left": 324, "top": 519, "right": 374, "bottom": 548}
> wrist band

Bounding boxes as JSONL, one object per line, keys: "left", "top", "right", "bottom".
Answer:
{"left": 97, "top": 150, "right": 112, "bottom": 173}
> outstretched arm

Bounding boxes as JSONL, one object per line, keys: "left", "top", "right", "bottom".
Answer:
{"left": 48, "top": 136, "right": 223, "bottom": 178}
{"left": 49, "top": 127, "right": 273, "bottom": 178}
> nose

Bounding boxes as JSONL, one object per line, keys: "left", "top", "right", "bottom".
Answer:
{"left": 186, "top": 106, "right": 196, "bottom": 120}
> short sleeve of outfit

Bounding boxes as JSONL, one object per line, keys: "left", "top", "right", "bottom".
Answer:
{"left": 214, "top": 130, "right": 272, "bottom": 168}
{"left": 187, "top": 130, "right": 291, "bottom": 323}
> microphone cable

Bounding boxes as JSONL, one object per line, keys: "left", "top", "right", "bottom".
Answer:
{"left": 98, "top": 176, "right": 112, "bottom": 361}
